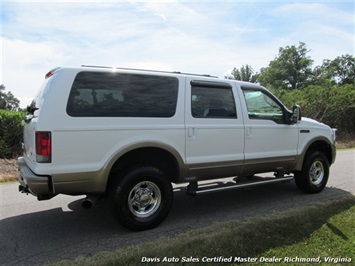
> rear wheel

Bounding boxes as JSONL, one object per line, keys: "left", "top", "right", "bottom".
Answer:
{"left": 295, "top": 151, "right": 329, "bottom": 193}
{"left": 111, "top": 166, "right": 173, "bottom": 231}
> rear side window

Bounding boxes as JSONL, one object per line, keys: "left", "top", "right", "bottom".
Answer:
{"left": 191, "top": 82, "right": 237, "bottom": 119}
{"left": 66, "top": 72, "right": 179, "bottom": 117}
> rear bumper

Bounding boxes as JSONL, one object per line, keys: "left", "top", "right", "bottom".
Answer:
{"left": 18, "top": 157, "right": 54, "bottom": 200}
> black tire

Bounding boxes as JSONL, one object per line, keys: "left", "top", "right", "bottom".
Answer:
{"left": 110, "top": 165, "right": 173, "bottom": 231}
{"left": 295, "top": 151, "right": 329, "bottom": 194}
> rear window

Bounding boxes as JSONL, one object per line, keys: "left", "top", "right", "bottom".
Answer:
{"left": 66, "top": 72, "right": 179, "bottom": 117}
{"left": 27, "top": 75, "right": 56, "bottom": 116}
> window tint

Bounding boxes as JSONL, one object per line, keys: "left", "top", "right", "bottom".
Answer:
{"left": 242, "top": 88, "right": 284, "bottom": 122}
{"left": 67, "top": 72, "right": 179, "bottom": 117}
{"left": 191, "top": 84, "right": 237, "bottom": 118}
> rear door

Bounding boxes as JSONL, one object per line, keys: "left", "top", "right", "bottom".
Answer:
{"left": 185, "top": 78, "right": 245, "bottom": 180}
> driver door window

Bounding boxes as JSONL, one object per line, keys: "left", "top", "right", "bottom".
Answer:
{"left": 243, "top": 90, "right": 284, "bottom": 124}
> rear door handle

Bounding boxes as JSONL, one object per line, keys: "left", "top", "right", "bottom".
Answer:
{"left": 246, "top": 127, "right": 253, "bottom": 138}
{"left": 188, "top": 128, "right": 197, "bottom": 141}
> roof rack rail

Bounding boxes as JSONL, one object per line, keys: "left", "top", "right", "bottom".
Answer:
{"left": 81, "top": 65, "right": 218, "bottom": 78}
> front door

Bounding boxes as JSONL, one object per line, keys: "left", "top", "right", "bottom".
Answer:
{"left": 240, "top": 87, "right": 299, "bottom": 175}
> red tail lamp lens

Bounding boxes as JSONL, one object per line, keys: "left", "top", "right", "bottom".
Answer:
{"left": 36, "top": 132, "right": 51, "bottom": 163}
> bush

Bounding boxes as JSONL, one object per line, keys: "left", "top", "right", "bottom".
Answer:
{"left": 273, "top": 84, "right": 355, "bottom": 137}
{"left": 0, "top": 110, "right": 25, "bottom": 158}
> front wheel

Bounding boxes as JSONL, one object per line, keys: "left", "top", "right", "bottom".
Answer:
{"left": 295, "top": 151, "right": 329, "bottom": 193}
{"left": 111, "top": 166, "right": 173, "bottom": 231}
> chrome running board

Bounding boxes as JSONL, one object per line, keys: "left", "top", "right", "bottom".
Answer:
{"left": 186, "top": 176, "right": 294, "bottom": 196}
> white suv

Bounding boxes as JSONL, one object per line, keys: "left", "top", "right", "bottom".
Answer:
{"left": 18, "top": 66, "right": 336, "bottom": 230}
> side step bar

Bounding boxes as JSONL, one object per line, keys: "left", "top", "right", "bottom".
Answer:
{"left": 186, "top": 176, "right": 294, "bottom": 196}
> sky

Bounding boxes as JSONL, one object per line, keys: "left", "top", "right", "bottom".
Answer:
{"left": 1, "top": 0, "right": 354, "bottom": 108}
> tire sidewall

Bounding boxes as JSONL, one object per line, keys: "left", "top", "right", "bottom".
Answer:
{"left": 295, "top": 151, "right": 329, "bottom": 193}
{"left": 111, "top": 166, "right": 173, "bottom": 231}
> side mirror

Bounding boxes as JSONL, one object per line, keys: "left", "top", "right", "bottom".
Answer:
{"left": 292, "top": 104, "right": 302, "bottom": 124}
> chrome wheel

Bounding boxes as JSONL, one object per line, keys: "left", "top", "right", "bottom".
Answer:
{"left": 295, "top": 151, "right": 329, "bottom": 194}
{"left": 128, "top": 181, "right": 161, "bottom": 218}
{"left": 309, "top": 160, "right": 324, "bottom": 186}
{"left": 111, "top": 166, "right": 173, "bottom": 230}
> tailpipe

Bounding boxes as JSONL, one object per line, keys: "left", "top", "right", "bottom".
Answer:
{"left": 19, "top": 184, "right": 30, "bottom": 194}
{"left": 81, "top": 195, "right": 98, "bottom": 209}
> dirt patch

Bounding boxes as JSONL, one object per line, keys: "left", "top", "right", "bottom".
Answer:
{"left": 335, "top": 133, "right": 355, "bottom": 149}
{"left": 0, "top": 159, "right": 18, "bottom": 182}
{"left": 336, "top": 139, "right": 355, "bottom": 149}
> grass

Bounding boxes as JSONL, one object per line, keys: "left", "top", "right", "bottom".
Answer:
{"left": 53, "top": 196, "right": 355, "bottom": 266}
{"left": 242, "top": 199, "right": 355, "bottom": 265}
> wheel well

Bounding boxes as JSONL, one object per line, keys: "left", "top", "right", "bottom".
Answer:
{"left": 107, "top": 147, "right": 180, "bottom": 191}
{"left": 307, "top": 140, "right": 333, "bottom": 165}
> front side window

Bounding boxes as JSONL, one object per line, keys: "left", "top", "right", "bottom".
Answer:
{"left": 191, "top": 83, "right": 237, "bottom": 119}
{"left": 242, "top": 88, "right": 284, "bottom": 123}
{"left": 67, "top": 72, "right": 179, "bottom": 117}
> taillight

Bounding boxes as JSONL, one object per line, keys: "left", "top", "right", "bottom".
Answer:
{"left": 36, "top": 132, "right": 51, "bottom": 163}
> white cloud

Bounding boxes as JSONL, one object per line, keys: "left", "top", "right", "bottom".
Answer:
{"left": 1, "top": 37, "right": 70, "bottom": 106}
{"left": 270, "top": 2, "right": 353, "bottom": 65}
{"left": 1, "top": 1, "right": 353, "bottom": 107}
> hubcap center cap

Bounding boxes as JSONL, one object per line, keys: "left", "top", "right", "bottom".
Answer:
{"left": 139, "top": 193, "right": 152, "bottom": 205}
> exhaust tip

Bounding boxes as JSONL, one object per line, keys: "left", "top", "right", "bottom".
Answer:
{"left": 19, "top": 185, "right": 30, "bottom": 194}
{"left": 82, "top": 199, "right": 93, "bottom": 209}
{"left": 81, "top": 195, "right": 98, "bottom": 209}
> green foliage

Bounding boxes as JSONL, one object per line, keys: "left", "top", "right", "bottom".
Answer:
{"left": 314, "top": 54, "right": 355, "bottom": 86}
{"left": 0, "top": 110, "right": 25, "bottom": 158}
{"left": 231, "top": 43, "right": 354, "bottom": 92}
{"left": 256, "top": 42, "right": 313, "bottom": 90}
{"left": 228, "top": 65, "right": 257, "bottom": 82}
{"left": 227, "top": 42, "right": 355, "bottom": 136}
{"left": 0, "top": 84, "right": 20, "bottom": 111}
{"left": 273, "top": 84, "right": 355, "bottom": 135}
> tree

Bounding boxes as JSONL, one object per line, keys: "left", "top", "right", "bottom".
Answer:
{"left": 228, "top": 64, "right": 256, "bottom": 82}
{"left": 314, "top": 54, "right": 355, "bottom": 85}
{"left": 256, "top": 42, "right": 313, "bottom": 90}
{"left": 0, "top": 85, "right": 20, "bottom": 111}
